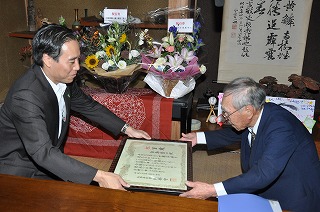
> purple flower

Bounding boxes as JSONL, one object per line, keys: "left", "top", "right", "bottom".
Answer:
{"left": 169, "top": 25, "right": 178, "bottom": 37}
{"left": 193, "top": 22, "right": 201, "bottom": 34}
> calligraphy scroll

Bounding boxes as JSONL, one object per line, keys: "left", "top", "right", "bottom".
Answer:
{"left": 218, "top": 0, "right": 313, "bottom": 84}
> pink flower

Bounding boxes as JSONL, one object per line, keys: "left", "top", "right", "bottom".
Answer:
{"left": 166, "top": 46, "right": 175, "bottom": 53}
{"left": 178, "top": 34, "right": 185, "bottom": 42}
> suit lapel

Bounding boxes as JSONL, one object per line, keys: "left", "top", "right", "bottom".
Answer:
{"left": 33, "top": 65, "right": 61, "bottom": 145}
{"left": 242, "top": 104, "right": 271, "bottom": 170}
{"left": 58, "top": 87, "right": 71, "bottom": 145}
{"left": 241, "top": 130, "right": 251, "bottom": 172}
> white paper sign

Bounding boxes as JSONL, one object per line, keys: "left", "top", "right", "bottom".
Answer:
{"left": 167, "top": 19, "right": 193, "bottom": 33}
{"left": 217, "top": 93, "right": 316, "bottom": 133}
{"left": 103, "top": 8, "right": 128, "bottom": 24}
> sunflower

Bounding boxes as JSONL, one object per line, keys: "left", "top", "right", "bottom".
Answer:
{"left": 119, "top": 33, "right": 127, "bottom": 43}
{"left": 105, "top": 45, "right": 116, "bottom": 58}
{"left": 85, "top": 54, "right": 99, "bottom": 69}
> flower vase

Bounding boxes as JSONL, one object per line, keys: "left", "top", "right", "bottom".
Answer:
{"left": 72, "top": 9, "right": 82, "bottom": 31}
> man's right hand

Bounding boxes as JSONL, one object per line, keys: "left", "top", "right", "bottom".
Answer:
{"left": 179, "top": 132, "right": 197, "bottom": 147}
{"left": 93, "top": 170, "right": 130, "bottom": 190}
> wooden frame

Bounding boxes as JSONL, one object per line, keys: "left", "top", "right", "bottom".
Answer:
{"left": 109, "top": 137, "right": 193, "bottom": 195}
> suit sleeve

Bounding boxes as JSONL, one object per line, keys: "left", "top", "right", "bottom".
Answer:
{"left": 68, "top": 83, "right": 125, "bottom": 136}
{"left": 204, "top": 127, "right": 242, "bottom": 150}
{"left": 11, "top": 89, "right": 97, "bottom": 184}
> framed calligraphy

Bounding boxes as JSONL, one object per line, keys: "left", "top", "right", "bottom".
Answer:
{"left": 217, "top": 0, "right": 313, "bottom": 84}
{"left": 109, "top": 137, "right": 193, "bottom": 195}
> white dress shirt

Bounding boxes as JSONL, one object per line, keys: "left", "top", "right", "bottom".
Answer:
{"left": 196, "top": 107, "right": 264, "bottom": 196}
{"left": 42, "top": 69, "right": 67, "bottom": 138}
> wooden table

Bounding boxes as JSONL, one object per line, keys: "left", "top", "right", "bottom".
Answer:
{"left": 0, "top": 174, "right": 218, "bottom": 211}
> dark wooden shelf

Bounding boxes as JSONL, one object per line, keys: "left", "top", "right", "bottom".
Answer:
{"left": 8, "top": 31, "right": 35, "bottom": 39}
{"left": 81, "top": 20, "right": 167, "bottom": 29}
{"left": 131, "top": 22, "right": 167, "bottom": 29}
{"left": 8, "top": 22, "right": 167, "bottom": 39}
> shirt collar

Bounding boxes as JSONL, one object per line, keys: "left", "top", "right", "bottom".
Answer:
{"left": 41, "top": 68, "right": 67, "bottom": 96}
{"left": 250, "top": 107, "right": 264, "bottom": 135}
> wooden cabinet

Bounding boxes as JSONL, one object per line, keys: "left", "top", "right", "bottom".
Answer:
{"left": 9, "top": 0, "right": 193, "bottom": 39}
{"left": 168, "top": 0, "right": 193, "bottom": 18}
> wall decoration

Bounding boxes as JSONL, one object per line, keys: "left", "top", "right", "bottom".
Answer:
{"left": 217, "top": 0, "right": 313, "bottom": 84}
{"left": 217, "top": 93, "right": 316, "bottom": 133}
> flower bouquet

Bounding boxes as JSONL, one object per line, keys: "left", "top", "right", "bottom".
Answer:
{"left": 140, "top": 22, "right": 206, "bottom": 98}
{"left": 77, "top": 22, "right": 142, "bottom": 93}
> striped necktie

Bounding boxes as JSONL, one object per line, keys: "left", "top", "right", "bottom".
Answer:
{"left": 249, "top": 129, "right": 256, "bottom": 148}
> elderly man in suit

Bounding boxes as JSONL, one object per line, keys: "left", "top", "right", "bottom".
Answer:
{"left": 0, "top": 24, "right": 151, "bottom": 190}
{"left": 180, "top": 77, "right": 320, "bottom": 212}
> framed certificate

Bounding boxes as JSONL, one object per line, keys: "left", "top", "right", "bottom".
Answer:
{"left": 109, "top": 137, "right": 193, "bottom": 195}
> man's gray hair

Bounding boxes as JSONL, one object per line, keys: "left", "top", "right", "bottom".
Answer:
{"left": 223, "top": 77, "right": 266, "bottom": 110}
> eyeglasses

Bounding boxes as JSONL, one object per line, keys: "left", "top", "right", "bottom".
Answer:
{"left": 216, "top": 106, "right": 244, "bottom": 124}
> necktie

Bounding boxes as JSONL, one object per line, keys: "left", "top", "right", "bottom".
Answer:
{"left": 249, "top": 129, "right": 255, "bottom": 148}
{"left": 251, "top": 131, "right": 256, "bottom": 147}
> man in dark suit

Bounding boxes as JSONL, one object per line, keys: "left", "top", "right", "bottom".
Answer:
{"left": 0, "top": 24, "right": 151, "bottom": 190}
{"left": 180, "top": 77, "right": 320, "bottom": 211}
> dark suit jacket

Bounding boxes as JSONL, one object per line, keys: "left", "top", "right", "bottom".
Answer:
{"left": 205, "top": 103, "right": 320, "bottom": 212}
{"left": 0, "top": 65, "right": 126, "bottom": 184}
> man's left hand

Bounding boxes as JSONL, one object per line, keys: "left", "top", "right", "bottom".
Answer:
{"left": 179, "top": 181, "right": 217, "bottom": 199}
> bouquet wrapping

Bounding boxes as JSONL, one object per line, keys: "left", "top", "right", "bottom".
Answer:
{"left": 139, "top": 21, "right": 206, "bottom": 98}
{"left": 141, "top": 54, "right": 200, "bottom": 98}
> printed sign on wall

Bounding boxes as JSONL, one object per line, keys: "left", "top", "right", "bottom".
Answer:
{"left": 217, "top": 93, "right": 316, "bottom": 133}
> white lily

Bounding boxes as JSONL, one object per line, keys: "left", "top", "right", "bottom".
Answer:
{"left": 146, "top": 45, "right": 163, "bottom": 58}
{"left": 95, "top": 51, "right": 107, "bottom": 59}
{"left": 101, "top": 43, "right": 107, "bottom": 48}
{"left": 169, "top": 32, "right": 175, "bottom": 45}
{"left": 185, "top": 34, "right": 194, "bottom": 43}
{"left": 180, "top": 48, "right": 195, "bottom": 62}
{"left": 108, "top": 37, "right": 116, "bottom": 42}
{"left": 152, "top": 57, "right": 167, "bottom": 71}
{"left": 166, "top": 54, "right": 184, "bottom": 71}
{"left": 162, "top": 42, "right": 170, "bottom": 48}
{"left": 154, "top": 57, "right": 166, "bottom": 66}
{"left": 162, "top": 36, "right": 169, "bottom": 43}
